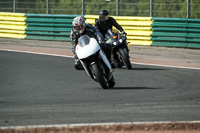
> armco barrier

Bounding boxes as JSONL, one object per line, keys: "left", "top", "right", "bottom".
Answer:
{"left": 1, "top": 12, "right": 200, "bottom": 48}
{"left": 85, "top": 15, "right": 200, "bottom": 48}
{"left": 85, "top": 15, "right": 153, "bottom": 46}
{"left": 186, "top": 18, "right": 200, "bottom": 48}
{"left": 0, "top": 12, "right": 27, "bottom": 39}
{"left": 25, "top": 14, "right": 79, "bottom": 41}
{"left": 151, "top": 18, "right": 200, "bottom": 48}
{"left": 0, "top": 12, "right": 80, "bottom": 41}
{"left": 151, "top": 18, "right": 188, "bottom": 47}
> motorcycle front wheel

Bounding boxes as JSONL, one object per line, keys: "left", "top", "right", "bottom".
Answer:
{"left": 91, "top": 62, "right": 109, "bottom": 89}
{"left": 108, "top": 75, "right": 115, "bottom": 88}
{"left": 119, "top": 48, "right": 132, "bottom": 69}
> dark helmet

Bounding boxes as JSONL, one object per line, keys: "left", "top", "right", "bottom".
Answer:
{"left": 72, "top": 16, "right": 86, "bottom": 34}
{"left": 99, "top": 10, "right": 109, "bottom": 21}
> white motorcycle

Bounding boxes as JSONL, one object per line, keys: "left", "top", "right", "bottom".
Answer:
{"left": 75, "top": 35, "right": 115, "bottom": 89}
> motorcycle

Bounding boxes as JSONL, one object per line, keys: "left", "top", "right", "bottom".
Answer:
{"left": 105, "top": 29, "right": 132, "bottom": 69}
{"left": 75, "top": 35, "right": 115, "bottom": 89}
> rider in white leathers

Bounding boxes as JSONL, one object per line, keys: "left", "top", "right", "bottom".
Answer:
{"left": 70, "top": 16, "right": 104, "bottom": 70}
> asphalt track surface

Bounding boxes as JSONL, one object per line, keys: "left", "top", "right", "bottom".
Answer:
{"left": 0, "top": 47, "right": 200, "bottom": 127}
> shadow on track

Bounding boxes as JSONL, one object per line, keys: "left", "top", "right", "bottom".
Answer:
{"left": 109, "top": 87, "right": 160, "bottom": 90}
{"left": 117, "top": 67, "right": 167, "bottom": 71}
{"left": 132, "top": 67, "right": 167, "bottom": 71}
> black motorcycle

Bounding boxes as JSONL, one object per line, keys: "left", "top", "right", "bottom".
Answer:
{"left": 105, "top": 29, "right": 132, "bottom": 69}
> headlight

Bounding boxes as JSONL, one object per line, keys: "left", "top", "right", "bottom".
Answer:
{"left": 119, "top": 39, "right": 123, "bottom": 43}
{"left": 113, "top": 42, "right": 117, "bottom": 45}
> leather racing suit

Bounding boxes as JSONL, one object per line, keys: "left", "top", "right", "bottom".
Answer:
{"left": 70, "top": 23, "right": 104, "bottom": 70}
{"left": 95, "top": 17, "right": 124, "bottom": 38}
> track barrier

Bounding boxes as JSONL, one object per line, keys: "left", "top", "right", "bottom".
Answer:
{"left": 1, "top": 12, "right": 200, "bottom": 48}
{"left": 0, "top": 12, "right": 80, "bottom": 41}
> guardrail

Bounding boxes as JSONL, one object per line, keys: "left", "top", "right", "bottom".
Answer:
{"left": 85, "top": 15, "right": 154, "bottom": 46}
{"left": 25, "top": 14, "right": 79, "bottom": 41}
{"left": 0, "top": 12, "right": 200, "bottom": 48}
{"left": 0, "top": 12, "right": 79, "bottom": 41}
{"left": 151, "top": 18, "right": 200, "bottom": 48}
{"left": 0, "top": 12, "right": 27, "bottom": 39}
{"left": 85, "top": 15, "right": 200, "bottom": 48}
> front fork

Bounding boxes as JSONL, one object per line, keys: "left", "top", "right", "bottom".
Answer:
{"left": 113, "top": 42, "right": 130, "bottom": 62}
{"left": 99, "top": 50, "right": 113, "bottom": 80}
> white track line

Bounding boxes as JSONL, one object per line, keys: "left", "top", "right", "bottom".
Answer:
{"left": 0, "top": 48, "right": 200, "bottom": 70}
{"left": 132, "top": 61, "right": 200, "bottom": 70}
{"left": 0, "top": 49, "right": 73, "bottom": 58}
{"left": 1, "top": 121, "right": 200, "bottom": 129}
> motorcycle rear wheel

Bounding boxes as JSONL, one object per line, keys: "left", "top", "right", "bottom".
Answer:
{"left": 91, "top": 63, "right": 109, "bottom": 89}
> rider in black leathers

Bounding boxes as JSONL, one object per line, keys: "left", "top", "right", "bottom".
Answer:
{"left": 95, "top": 10, "right": 126, "bottom": 38}
{"left": 95, "top": 10, "right": 127, "bottom": 67}
{"left": 70, "top": 16, "right": 104, "bottom": 70}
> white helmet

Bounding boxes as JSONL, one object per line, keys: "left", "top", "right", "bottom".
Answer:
{"left": 72, "top": 16, "right": 86, "bottom": 34}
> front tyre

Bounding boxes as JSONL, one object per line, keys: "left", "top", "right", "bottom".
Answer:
{"left": 119, "top": 48, "right": 132, "bottom": 69}
{"left": 108, "top": 75, "right": 115, "bottom": 88}
{"left": 91, "top": 63, "right": 109, "bottom": 89}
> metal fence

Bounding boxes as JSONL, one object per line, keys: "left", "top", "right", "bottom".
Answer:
{"left": 0, "top": 0, "right": 200, "bottom": 18}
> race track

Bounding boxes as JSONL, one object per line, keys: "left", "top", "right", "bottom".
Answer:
{"left": 0, "top": 50, "right": 200, "bottom": 127}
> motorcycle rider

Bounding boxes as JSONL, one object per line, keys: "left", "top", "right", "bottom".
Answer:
{"left": 70, "top": 16, "right": 114, "bottom": 70}
{"left": 95, "top": 9, "right": 127, "bottom": 38}
{"left": 95, "top": 10, "right": 127, "bottom": 67}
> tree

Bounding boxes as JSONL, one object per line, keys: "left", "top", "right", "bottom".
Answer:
{"left": 191, "top": 0, "right": 200, "bottom": 18}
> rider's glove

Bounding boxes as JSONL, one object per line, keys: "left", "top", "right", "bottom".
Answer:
{"left": 121, "top": 31, "right": 127, "bottom": 36}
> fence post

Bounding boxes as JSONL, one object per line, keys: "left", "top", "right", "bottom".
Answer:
{"left": 46, "top": 0, "right": 49, "bottom": 14}
{"left": 13, "top": 0, "right": 15, "bottom": 12}
{"left": 187, "top": 0, "right": 191, "bottom": 18}
{"left": 82, "top": 0, "right": 85, "bottom": 15}
{"left": 116, "top": 0, "right": 120, "bottom": 16}
{"left": 150, "top": 0, "right": 154, "bottom": 17}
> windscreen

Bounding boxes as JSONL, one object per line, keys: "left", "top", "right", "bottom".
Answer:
{"left": 106, "top": 29, "right": 118, "bottom": 44}
{"left": 106, "top": 29, "right": 114, "bottom": 38}
{"left": 78, "top": 35, "right": 90, "bottom": 47}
